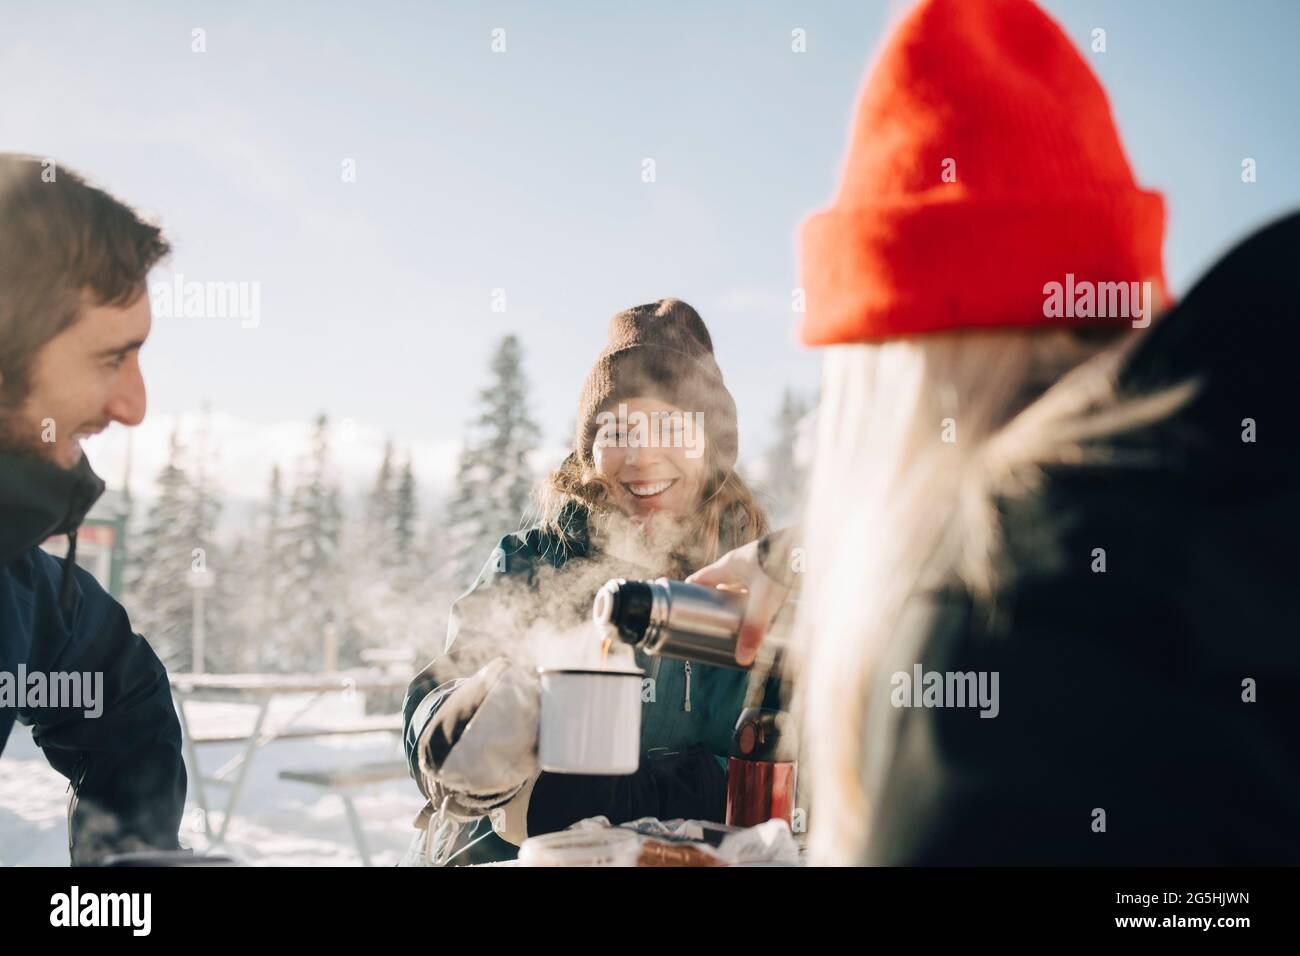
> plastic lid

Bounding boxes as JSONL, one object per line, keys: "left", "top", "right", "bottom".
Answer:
{"left": 518, "top": 828, "right": 642, "bottom": 867}
{"left": 729, "top": 707, "right": 799, "bottom": 762}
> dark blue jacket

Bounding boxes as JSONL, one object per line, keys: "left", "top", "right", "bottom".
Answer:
{"left": 0, "top": 454, "right": 186, "bottom": 864}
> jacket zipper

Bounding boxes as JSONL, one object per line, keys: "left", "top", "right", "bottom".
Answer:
{"left": 647, "top": 656, "right": 691, "bottom": 713}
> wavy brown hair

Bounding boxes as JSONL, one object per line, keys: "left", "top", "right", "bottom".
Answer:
{"left": 533, "top": 438, "right": 769, "bottom": 578}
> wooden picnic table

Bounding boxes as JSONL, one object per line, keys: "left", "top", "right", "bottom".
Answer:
{"left": 171, "top": 671, "right": 410, "bottom": 697}
{"left": 169, "top": 671, "right": 412, "bottom": 848}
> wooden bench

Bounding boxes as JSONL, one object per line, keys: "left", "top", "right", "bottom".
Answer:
{"left": 175, "top": 704, "right": 403, "bottom": 846}
{"left": 279, "top": 760, "right": 411, "bottom": 865}
{"left": 169, "top": 674, "right": 412, "bottom": 848}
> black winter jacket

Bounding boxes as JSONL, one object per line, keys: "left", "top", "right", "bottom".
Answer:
{"left": 864, "top": 213, "right": 1300, "bottom": 865}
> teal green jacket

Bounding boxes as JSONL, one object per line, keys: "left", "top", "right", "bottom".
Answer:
{"left": 403, "top": 504, "right": 779, "bottom": 862}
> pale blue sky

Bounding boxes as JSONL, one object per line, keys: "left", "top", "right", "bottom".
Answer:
{"left": 2, "top": 0, "right": 1297, "bottom": 492}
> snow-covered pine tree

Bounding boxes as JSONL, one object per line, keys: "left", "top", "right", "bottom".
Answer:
{"left": 393, "top": 455, "right": 418, "bottom": 571}
{"left": 124, "top": 429, "right": 196, "bottom": 671}
{"left": 124, "top": 417, "right": 223, "bottom": 673}
{"left": 276, "top": 414, "right": 345, "bottom": 672}
{"left": 443, "top": 335, "right": 541, "bottom": 592}
{"left": 762, "top": 387, "right": 814, "bottom": 527}
{"left": 186, "top": 407, "right": 227, "bottom": 672}
{"left": 443, "top": 450, "right": 489, "bottom": 592}
{"left": 210, "top": 532, "right": 254, "bottom": 672}
{"left": 342, "top": 446, "right": 439, "bottom": 686}
{"left": 365, "top": 438, "right": 397, "bottom": 565}
{"left": 245, "top": 465, "right": 288, "bottom": 671}
{"left": 342, "top": 439, "right": 405, "bottom": 668}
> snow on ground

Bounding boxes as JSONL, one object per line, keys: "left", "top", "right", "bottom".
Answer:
{"left": 0, "top": 690, "right": 427, "bottom": 867}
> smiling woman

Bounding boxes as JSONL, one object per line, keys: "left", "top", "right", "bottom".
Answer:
{"left": 538, "top": 298, "right": 767, "bottom": 572}
{"left": 592, "top": 396, "right": 707, "bottom": 524}
{"left": 401, "top": 297, "right": 776, "bottom": 866}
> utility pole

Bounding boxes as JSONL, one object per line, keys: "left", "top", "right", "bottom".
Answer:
{"left": 189, "top": 566, "right": 214, "bottom": 674}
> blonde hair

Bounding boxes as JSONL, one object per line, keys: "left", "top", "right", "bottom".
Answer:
{"left": 792, "top": 326, "right": 1194, "bottom": 865}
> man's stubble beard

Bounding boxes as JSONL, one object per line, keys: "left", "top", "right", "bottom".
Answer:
{"left": 0, "top": 402, "right": 59, "bottom": 463}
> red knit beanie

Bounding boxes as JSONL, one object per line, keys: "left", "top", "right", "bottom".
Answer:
{"left": 799, "top": 0, "right": 1168, "bottom": 345}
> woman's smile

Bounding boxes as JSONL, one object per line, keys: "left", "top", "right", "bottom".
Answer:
{"left": 623, "top": 478, "right": 678, "bottom": 499}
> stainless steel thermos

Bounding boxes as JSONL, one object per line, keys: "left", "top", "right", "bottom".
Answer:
{"left": 594, "top": 578, "right": 799, "bottom": 829}
{"left": 592, "top": 577, "right": 753, "bottom": 670}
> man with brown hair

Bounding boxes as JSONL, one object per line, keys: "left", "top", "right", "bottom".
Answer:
{"left": 0, "top": 154, "right": 186, "bottom": 864}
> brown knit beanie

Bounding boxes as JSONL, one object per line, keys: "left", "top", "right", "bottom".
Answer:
{"left": 574, "top": 298, "right": 738, "bottom": 468}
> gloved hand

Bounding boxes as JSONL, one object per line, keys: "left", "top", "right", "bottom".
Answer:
{"left": 416, "top": 657, "right": 540, "bottom": 817}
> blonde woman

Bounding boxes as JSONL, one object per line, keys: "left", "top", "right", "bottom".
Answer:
{"left": 403, "top": 298, "right": 775, "bottom": 865}
{"left": 695, "top": 0, "right": 1299, "bottom": 865}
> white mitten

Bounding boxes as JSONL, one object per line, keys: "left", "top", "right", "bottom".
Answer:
{"left": 417, "top": 657, "right": 540, "bottom": 808}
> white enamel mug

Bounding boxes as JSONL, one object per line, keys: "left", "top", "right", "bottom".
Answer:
{"left": 536, "top": 667, "right": 643, "bottom": 775}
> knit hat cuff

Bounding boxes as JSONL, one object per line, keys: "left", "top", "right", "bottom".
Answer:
{"left": 799, "top": 189, "right": 1168, "bottom": 345}
{"left": 580, "top": 344, "right": 739, "bottom": 467}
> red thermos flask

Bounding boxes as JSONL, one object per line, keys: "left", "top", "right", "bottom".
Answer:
{"left": 725, "top": 708, "right": 797, "bottom": 829}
